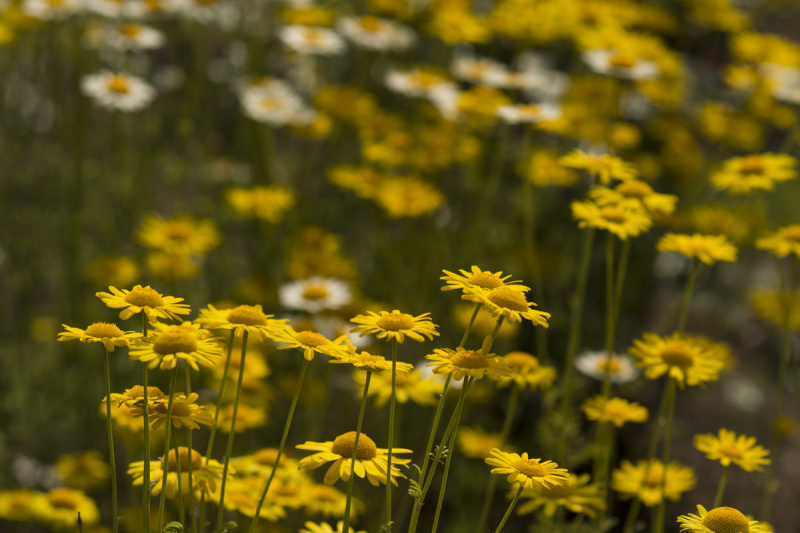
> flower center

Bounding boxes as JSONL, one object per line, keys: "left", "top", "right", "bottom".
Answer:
{"left": 644, "top": 466, "right": 663, "bottom": 487}
{"left": 504, "top": 352, "right": 539, "bottom": 371}
{"left": 599, "top": 206, "right": 628, "bottom": 224}
{"left": 596, "top": 357, "right": 622, "bottom": 373}
{"left": 124, "top": 287, "right": 165, "bottom": 308}
{"left": 466, "top": 271, "right": 504, "bottom": 290}
{"left": 487, "top": 287, "right": 529, "bottom": 312}
{"left": 227, "top": 305, "right": 268, "bottom": 326}
{"left": 294, "top": 330, "right": 329, "bottom": 347}
{"left": 702, "top": 507, "right": 750, "bottom": 533}
{"left": 376, "top": 313, "right": 416, "bottom": 331}
{"left": 126, "top": 385, "right": 166, "bottom": 401}
{"left": 716, "top": 444, "right": 745, "bottom": 460}
{"left": 511, "top": 459, "right": 547, "bottom": 478}
{"left": 411, "top": 71, "right": 441, "bottom": 87}
{"left": 331, "top": 431, "right": 378, "bottom": 460}
{"left": 782, "top": 225, "right": 800, "bottom": 243}
{"left": 47, "top": 489, "right": 79, "bottom": 509}
{"left": 358, "top": 15, "right": 381, "bottom": 32}
{"left": 301, "top": 285, "right": 330, "bottom": 300}
{"left": 260, "top": 96, "right": 283, "bottom": 111}
{"left": 153, "top": 328, "right": 198, "bottom": 355}
{"left": 608, "top": 51, "right": 637, "bottom": 69}
{"left": 119, "top": 24, "right": 142, "bottom": 37}
{"left": 167, "top": 447, "right": 203, "bottom": 472}
{"left": 451, "top": 350, "right": 490, "bottom": 369}
{"left": 602, "top": 400, "right": 630, "bottom": 418}
{"left": 169, "top": 403, "right": 192, "bottom": 417}
{"left": 616, "top": 180, "right": 653, "bottom": 198}
{"left": 164, "top": 222, "right": 194, "bottom": 241}
{"left": 85, "top": 322, "right": 124, "bottom": 339}
{"left": 107, "top": 75, "right": 131, "bottom": 94}
{"left": 659, "top": 341, "right": 695, "bottom": 368}
{"left": 738, "top": 156, "right": 765, "bottom": 175}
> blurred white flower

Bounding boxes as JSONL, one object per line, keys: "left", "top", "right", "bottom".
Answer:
{"left": 385, "top": 68, "right": 452, "bottom": 98}
{"left": 20, "top": 0, "right": 81, "bottom": 20}
{"left": 762, "top": 63, "right": 800, "bottom": 105}
{"left": 279, "top": 276, "right": 353, "bottom": 313}
{"left": 337, "top": 15, "right": 415, "bottom": 51}
{"left": 239, "top": 80, "right": 312, "bottom": 126}
{"left": 310, "top": 316, "right": 372, "bottom": 349}
{"left": 279, "top": 25, "right": 346, "bottom": 56}
{"left": 496, "top": 102, "right": 561, "bottom": 124}
{"left": 81, "top": 71, "right": 156, "bottom": 112}
{"left": 124, "top": 0, "right": 182, "bottom": 18}
{"left": 575, "top": 350, "right": 639, "bottom": 384}
{"left": 451, "top": 53, "right": 508, "bottom": 86}
{"left": 88, "top": 23, "right": 166, "bottom": 50}
{"left": 85, "top": 0, "right": 128, "bottom": 18}
{"left": 582, "top": 49, "right": 659, "bottom": 80}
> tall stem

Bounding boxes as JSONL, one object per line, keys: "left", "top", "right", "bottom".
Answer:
{"left": 713, "top": 465, "right": 730, "bottom": 508}
{"left": 157, "top": 366, "right": 179, "bottom": 530}
{"left": 184, "top": 366, "right": 197, "bottom": 533}
{"left": 494, "top": 485, "right": 524, "bottom": 533}
{"left": 677, "top": 259, "right": 699, "bottom": 334}
{"left": 601, "top": 232, "right": 616, "bottom": 398}
{"left": 342, "top": 371, "right": 372, "bottom": 533}
{"left": 652, "top": 378, "right": 677, "bottom": 533}
{"left": 102, "top": 347, "right": 118, "bottom": 533}
{"left": 172, "top": 427, "right": 185, "bottom": 525}
{"left": 386, "top": 338, "right": 398, "bottom": 533}
{"left": 459, "top": 303, "right": 482, "bottom": 348}
{"left": 522, "top": 178, "right": 548, "bottom": 361}
{"left": 141, "top": 317, "right": 150, "bottom": 533}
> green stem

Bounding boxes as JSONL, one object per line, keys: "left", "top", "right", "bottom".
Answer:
{"left": 173, "top": 427, "right": 185, "bottom": 525}
{"left": 652, "top": 378, "right": 677, "bottom": 533}
{"left": 184, "top": 366, "right": 197, "bottom": 533}
{"left": 622, "top": 499, "right": 642, "bottom": 533}
{"left": 342, "top": 371, "right": 372, "bottom": 533}
{"left": 601, "top": 232, "right": 615, "bottom": 398}
{"left": 102, "top": 347, "right": 119, "bottom": 533}
{"left": 216, "top": 331, "right": 249, "bottom": 530}
{"left": 494, "top": 485, "right": 523, "bottom": 533}
{"left": 157, "top": 366, "right": 179, "bottom": 531}
{"left": 677, "top": 259, "right": 699, "bottom": 334}
{"left": 459, "top": 303, "right": 482, "bottom": 348}
{"left": 713, "top": 465, "right": 730, "bottom": 508}
{"left": 522, "top": 178, "right": 548, "bottom": 361}
{"left": 247, "top": 359, "right": 310, "bottom": 533}
{"left": 386, "top": 338, "right": 398, "bottom": 533}
{"left": 141, "top": 318, "right": 150, "bottom": 533}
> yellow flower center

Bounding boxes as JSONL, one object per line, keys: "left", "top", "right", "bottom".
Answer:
{"left": 511, "top": 459, "right": 547, "bottom": 478}
{"left": 616, "top": 180, "right": 653, "bottom": 198}
{"left": 166, "top": 402, "right": 192, "bottom": 417}
{"left": 659, "top": 341, "right": 695, "bottom": 368}
{"left": 47, "top": 489, "right": 79, "bottom": 509}
{"left": 124, "top": 287, "right": 165, "bottom": 308}
{"left": 738, "top": 156, "right": 765, "bottom": 176}
{"left": 376, "top": 313, "right": 416, "bottom": 331}
{"left": 294, "top": 330, "right": 329, "bottom": 347}
{"left": 119, "top": 24, "right": 142, "bottom": 37}
{"left": 781, "top": 226, "right": 800, "bottom": 243}
{"left": 596, "top": 357, "right": 622, "bottom": 373}
{"left": 358, "top": 15, "right": 381, "bottom": 32}
{"left": 153, "top": 328, "right": 198, "bottom": 355}
{"left": 126, "top": 385, "right": 166, "bottom": 401}
{"left": 602, "top": 400, "right": 631, "bottom": 418}
{"left": 167, "top": 447, "right": 203, "bottom": 472}
{"left": 331, "top": 431, "right": 378, "bottom": 460}
{"left": 85, "top": 322, "right": 124, "bottom": 339}
{"left": 702, "top": 507, "right": 750, "bottom": 533}
{"left": 259, "top": 96, "right": 283, "bottom": 111}
{"left": 270, "top": 483, "right": 300, "bottom": 497}
{"left": 164, "top": 221, "right": 195, "bottom": 241}
{"left": 716, "top": 443, "right": 745, "bottom": 460}
{"left": 466, "top": 271, "right": 504, "bottom": 290}
{"left": 487, "top": 287, "right": 529, "bottom": 312}
{"left": 504, "top": 352, "right": 539, "bottom": 371}
{"left": 451, "top": 350, "right": 489, "bottom": 369}
{"left": 227, "top": 305, "right": 268, "bottom": 326}
{"left": 301, "top": 285, "right": 330, "bottom": 300}
{"left": 608, "top": 51, "right": 637, "bottom": 69}
{"left": 599, "top": 206, "right": 628, "bottom": 224}
{"left": 644, "top": 466, "right": 663, "bottom": 486}
{"left": 253, "top": 448, "right": 286, "bottom": 467}
{"left": 302, "top": 28, "right": 325, "bottom": 45}
{"left": 411, "top": 71, "right": 441, "bottom": 87}
{"left": 107, "top": 75, "right": 130, "bottom": 94}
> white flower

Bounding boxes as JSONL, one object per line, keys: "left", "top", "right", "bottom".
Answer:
{"left": 575, "top": 350, "right": 639, "bottom": 384}
{"left": 310, "top": 316, "right": 372, "bottom": 348}
{"left": 239, "top": 81, "right": 311, "bottom": 126}
{"left": 174, "top": 0, "right": 228, "bottom": 23}
{"left": 81, "top": 71, "right": 157, "bottom": 112}
{"left": 84, "top": 0, "right": 128, "bottom": 18}
{"left": 336, "top": 15, "right": 415, "bottom": 51}
{"left": 762, "top": 62, "right": 800, "bottom": 105}
{"left": 279, "top": 25, "right": 346, "bottom": 56}
{"left": 582, "top": 49, "right": 659, "bottom": 80}
{"left": 385, "top": 68, "right": 452, "bottom": 98}
{"left": 496, "top": 102, "right": 562, "bottom": 124}
{"left": 428, "top": 83, "right": 461, "bottom": 122}
{"left": 20, "top": 0, "right": 81, "bottom": 20}
{"left": 102, "top": 23, "right": 166, "bottom": 50}
{"left": 279, "top": 277, "right": 353, "bottom": 314}
{"left": 451, "top": 54, "right": 508, "bottom": 86}
{"left": 124, "top": 0, "right": 182, "bottom": 18}
{"left": 515, "top": 52, "right": 571, "bottom": 100}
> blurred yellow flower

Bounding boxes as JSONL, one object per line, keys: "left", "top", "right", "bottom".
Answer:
{"left": 0, "top": 489, "right": 45, "bottom": 522}
{"left": 693, "top": 429, "right": 770, "bottom": 472}
{"left": 493, "top": 352, "right": 557, "bottom": 391}
{"left": 300, "top": 521, "right": 366, "bottom": 533}
{"left": 373, "top": 176, "right": 445, "bottom": 218}
{"left": 35, "top": 488, "right": 100, "bottom": 530}
{"left": 571, "top": 200, "right": 652, "bottom": 240}
{"left": 458, "top": 427, "right": 510, "bottom": 459}
{"left": 581, "top": 396, "right": 648, "bottom": 427}
{"left": 485, "top": 449, "right": 569, "bottom": 492}
{"left": 129, "top": 447, "right": 225, "bottom": 499}
{"left": 517, "top": 148, "right": 580, "bottom": 188}
{"left": 560, "top": 150, "right": 638, "bottom": 185}
{"left": 146, "top": 251, "right": 200, "bottom": 282}
{"left": 612, "top": 459, "right": 696, "bottom": 507}
{"left": 710, "top": 153, "right": 797, "bottom": 195}
{"left": 657, "top": 233, "right": 738, "bottom": 264}
{"left": 590, "top": 181, "right": 678, "bottom": 216}
{"left": 756, "top": 225, "right": 800, "bottom": 258}
{"left": 216, "top": 403, "right": 268, "bottom": 433}
{"left": 303, "top": 484, "right": 365, "bottom": 521}
{"left": 85, "top": 256, "right": 140, "bottom": 288}
{"left": 630, "top": 332, "right": 727, "bottom": 387}
{"left": 56, "top": 451, "right": 110, "bottom": 492}
{"left": 142, "top": 392, "right": 214, "bottom": 430}
{"left": 226, "top": 186, "right": 296, "bottom": 223}
{"left": 354, "top": 369, "right": 441, "bottom": 407}
{"left": 516, "top": 473, "right": 605, "bottom": 518}
{"left": 137, "top": 214, "right": 221, "bottom": 255}
{"left": 452, "top": 304, "right": 519, "bottom": 339}
{"left": 750, "top": 289, "right": 800, "bottom": 330}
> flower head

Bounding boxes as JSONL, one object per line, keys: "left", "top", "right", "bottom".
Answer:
{"left": 226, "top": 186, "right": 296, "bottom": 223}
{"left": 330, "top": 341, "right": 414, "bottom": 374}
{"left": 303, "top": 484, "right": 365, "bottom": 521}
{"left": 279, "top": 25, "right": 346, "bottom": 55}
{"left": 137, "top": 215, "right": 220, "bottom": 255}
{"left": 350, "top": 310, "right": 439, "bottom": 343}
{"left": 582, "top": 396, "right": 648, "bottom": 427}
{"left": 678, "top": 505, "right": 769, "bottom": 533}
{"left": 575, "top": 351, "right": 639, "bottom": 384}
{"left": 195, "top": 304, "right": 290, "bottom": 342}
{"left": 612, "top": 459, "right": 696, "bottom": 507}
{"left": 493, "top": 352, "right": 557, "bottom": 391}
{"left": 466, "top": 286, "right": 551, "bottom": 326}
{"left": 96, "top": 285, "right": 190, "bottom": 324}
{"left": 0, "top": 490, "right": 46, "bottom": 522}
{"left": 336, "top": 15, "right": 414, "bottom": 51}
{"left": 441, "top": 266, "right": 529, "bottom": 301}
{"left": 139, "top": 392, "right": 215, "bottom": 430}
{"left": 129, "top": 322, "right": 223, "bottom": 371}
{"left": 516, "top": 473, "right": 605, "bottom": 518}
{"left": 485, "top": 449, "right": 569, "bottom": 492}
{"left": 58, "top": 322, "right": 139, "bottom": 352}
{"left": 693, "top": 429, "right": 770, "bottom": 472}
{"left": 426, "top": 346, "right": 511, "bottom": 381}
{"left": 35, "top": 488, "right": 100, "bottom": 529}
{"left": 560, "top": 150, "right": 638, "bottom": 185}
{"left": 630, "top": 333, "right": 727, "bottom": 388}
{"left": 458, "top": 427, "right": 506, "bottom": 459}
{"left": 300, "top": 521, "right": 367, "bottom": 533}
{"left": 279, "top": 277, "right": 353, "bottom": 314}
{"left": 271, "top": 327, "right": 349, "bottom": 361}
{"left": 81, "top": 71, "right": 156, "bottom": 112}
{"left": 756, "top": 225, "right": 800, "bottom": 258}
{"left": 56, "top": 452, "right": 110, "bottom": 492}
{"left": 129, "top": 447, "right": 225, "bottom": 499}
{"left": 657, "top": 234, "right": 738, "bottom": 265}
{"left": 589, "top": 181, "right": 678, "bottom": 216}
{"left": 571, "top": 200, "right": 652, "bottom": 240}
{"left": 710, "top": 153, "right": 797, "bottom": 195}
{"left": 110, "top": 385, "right": 167, "bottom": 408}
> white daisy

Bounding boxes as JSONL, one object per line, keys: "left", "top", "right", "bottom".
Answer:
{"left": 451, "top": 54, "right": 509, "bottom": 86}
{"left": 124, "top": 0, "right": 182, "bottom": 18}
{"left": 20, "top": 0, "right": 81, "bottom": 20}
{"left": 515, "top": 52, "right": 571, "bottom": 100}
{"left": 239, "top": 83, "right": 310, "bottom": 126}
{"left": 496, "top": 102, "right": 562, "bottom": 124}
{"left": 81, "top": 71, "right": 157, "bottom": 112}
{"left": 575, "top": 350, "right": 639, "bottom": 384}
{"left": 428, "top": 83, "right": 462, "bottom": 122}
{"left": 336, "top": 15, "right": 415, "bottom": 51}
{"left": 104, "top": 23, "right": 166, "bottom": 50}
{"left": 582, "top": 49, "right": 659, "bottom": 80}
{"left": 175, "top": 0, "right": 227, "bottom": 23}
{"left": 279, "top": 25, "right": 346, "bottom": 56}
{"left": 84, "top": 0, "right": 128, "bottom": 18}
{"left": 762, "top": 62, "right": 800, "bottom": 105}
{"left": 385, "top": 67, "right": 452, "bottom": 98}
{"left": 310, "top": 316, "right": 372, "bottom": 349}
{"left": 279, "top": 277, "right": 353, "bottom": 314}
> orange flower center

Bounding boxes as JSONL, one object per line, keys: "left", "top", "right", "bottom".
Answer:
{"left": 466, "top": 271, "right": 504, "bottom": 290}
{"left": 738, "top": 156, "right": 765, "bottom": 175}
{"left": 85, "top": 322, "right": 124, "bottom": 338}
{"left": 47, "top": 489, "right": 79, "bottom": 509}
{"left": 167, "top": 447, "right": 203, "bottom": 472}
{"left": 616, "top": 180, "right": 653, "bottom": 198}
{"left": 301, "top": 285, "right": 330, "bottom": 300}
{"left": 153, "top": 328, "right": 197, "bottom": 355}
{"left": 716, "top": 443, "right": 745, "bottom": 460}
{"left": 107, "top": 75, "right": 130, "bottom": 94}
{"left": 504, "top": 352, "right": 539, "bottom": 371}
{"left": 294, "top": 331, "right": 329, "bottom": 347}
{"left": 599, "top": 206, "right": 628, "bottom": 224}
{"left": 376, "top": 313, "right": 416, "bottom": 331}
{"left": 659, "top": 341, "right": 695, "bottom": 368}
{"left": 608, "top": 51, "right": 637, "bottom": 69}
{"left": 781, "top": 226, "right": 800, "bottom": 243}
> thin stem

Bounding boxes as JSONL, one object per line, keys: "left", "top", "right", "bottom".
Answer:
{"left": 342, "top": 371, "right": 372, "bottom": 533}
{"left": 652, "top": 378, "right": 677, "bottom": 533}
{"left": 677, "top": 259, "right": 699, "bottom": 334}
{"left": 141, "top": 317, "right": 150, "bottom": 533}
{"left": 416, "top": 375, "right": 451, "bottom": 490}
{"left": 522, "top": 178, "right": 548, "bottom": 361}
{"left": 713, "top": 464, "right": 730, "bottom": 508}
{"left": 184, "top": 366, "right": 197, "bottom": 533}
{"left": 494, "top": 485, "right": 524, "bottom": 533}
{"left": 173, "top": 427, "right": 185, "bottom": 525}
{"left": 157, "top": 366, "right": 179, "bottom": 531}
{"left": 102, "top": 347, "right": 118, "bottom": 533}
{"left": 247, "top": 359, "right": 311, "bottom": 533}
{"left": 601, "top": 232, "right": 615, "bottom": 398}
{"left": 386, "top": 338, "right": 398, "bottom": 533}
{"left": 622, "top": 499, "right": 642, "bottom": 533}
{"left": 459, "top": 303, "right": 482, "bottom": 348}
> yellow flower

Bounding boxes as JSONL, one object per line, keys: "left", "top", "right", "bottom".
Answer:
{"left": 456, "top": 85, "right": 510, "bottom": 129}
{"left": 581, "top": 396, "right": 648, "bottom": 427}
{"left": 354, "top": 369, "right": 441, "bottom": 407}
{"left": 559, "top": 150, "right": 638, "bottom": 185}
{"left": 216, "top": 403, "right": 268, "bottom": 433}
{"left": 466, "top": 286, "right": 551, "bottom": 326}
{"left": 139, "top": 392, "right": 214, "bottom": 430}
{"left": 58, "top": 322, "right": 139, "bottom": 352}
{"left": 34, "top": 488, "right": 100, "bottom": 530}
{"left": 195, "top": 304, "right": 290, "bottom": 342}
{"left": 136, "top": 214, "right": 221, "bottom": 254}
{"left": 516, "top": 473, "right": 605, "bottom": 518}
{"left": 657, "top": 233, "right": 738, "bottom": 264}
{"left": 589, "top": 181, "right": 679, "bottom": 216}
{"left": 328, "top": 165, "right": 383, "bottom": 199}
{"left": 146, "top": 251, "right": 200, "bottom": 282}
{"left": 493, "top": 351, "right": 557, "bottom": 391}
{"left": 612, "top": 459, "right": 696, "bottom": 507}
{"left": 129, "top": 447, "right": 226, "bottom": 499}
{"left": 678, "top": 505, "right": 770, "bottom": 533}
{"left": 271, "top": 327, "right": 349, "bottom": 360}
{"left": 303, "top": 484, "right": 365, "bottom": 521}
{"left": 226, "top": 186, "right": 296, "bottom": 223}
{"left": 229, "top": 447, "right": 298, "bottom": 479}
{"left": 215, "top": 476, "right": 286, "bottom": 521}
{"left": 85, "top": 256, "right": 140, "bottom": 288}
{"left": 686, "top": 205, "right": 754, "bottom": 244}
{"left": 629, "top": 332, "right": 727, "bottom": 387}
{"left": 517, "top": 148, "right": 580, "bottom": 188}
{"left": 56, "top": 451, "right": 110, "bottom": 492}
{"left": 458, "top": 427, "right": 506, "bottom": 459}
{"left": 750, "top": 289, "right": 800, "bottom": 330}
{"left": 129, "top": 322, "right": 223, "bottom": 371}
{"left": 332, "top": 342, "right": 415, "bottom": 373}
{"left": 485, "top": 449, "right": 569, "bottom": 492}
{"left": 441, "top": 266, "right": 530, "bottom": 301}
{"left": 350, "top": 309, "right": 439, "bottom": 343}
{"left": 710, "top": 153, "right": 797, "bottom": 195}
{"left": 756, "top": 225, "right": 800, "bottom": 258}
{"left": 693, "top": 429, "right": 770, "bottom": 472}
{"left": 426, "top": 346, "right": 511, "bottom": 381}
{"left": 96, "top": 285, "right": 190, "bottom": 324}
{"left": 426, "top": 6, "right": 491, "bottom": 45}
{"left": 373, "top": 176, "right": 445, "bottom": 218}
{"left": 0, "top": 490, "right": 46, "bottom": 522}
{"left": 109, "top": 385, "right": 167, "bottom": 407}
{"left": 571, "top": 200, "right": 652, "bottom": 240}
{"left": 300, "top": 521, "right": 367, "bottom": 533}
{"left": 297, "top": 432, "right": 411, "bottom": 486}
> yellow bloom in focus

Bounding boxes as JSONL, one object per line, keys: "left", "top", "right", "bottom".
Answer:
{"left": 129, "top": 322, "right": 222, "bottom": 371}
{"left": 426, "top": 346, "right": 511, "bottom": 381}
{"left": 756, "top": 225, "right": 800, "bottom": 258}
{"left": 678, "top": 505, "right": 770, "bottom": 533}
{"left": 466, "top": 286, "right": 551, "bottom": 326}
{"left": 485, "top": 449, "right": 569, "bottom": 492}
{"left": 589, "top": 181, "right": 679, "bottom": 216}
{"left": 693, "top": 429, "right": 770, "bottom": 472}
{"left": 657, "top": 233, "right": 738, "bottom": 265}
{"left": 517, "top": 148, "right": 580, "bottom": 188}
{"left": 137, "top": 214, "right": 221, "bottom": 255}
{"left": 96, "top": 285, "right": 190, "bottom": 324}
{"left": 303, "top": 484, "right": 365, "bottom": 521}
{"left": 109, "top": 385, "right": 167, "bottom": 408}
{"left": 195, "top": 303, "right": 290, "bottom": 342}
{"left": 35, "top": 488, "right": 100, "bottom": 530}
{"left": 493, "top": 351, "right": 557, "bottom": 391}
{"left": 630, "top": 332, "right": 727, "bottom": 387}
{"left": 581, "top": 396, "right": 648, "bottom": 428}
{"left": 441, "top": 266, "right": 529, "bottom": 301}
{"left": 297, "top": 432, "right": 411, "bottom": 486}
{"left": 373, "top": 176, "right": 445, "bottom": 218}
{"left": 571, "top": 200, "right": 652, "bottom": 240}
{"left": 300, "top": 521, "right": 367, "bottom": 533}
{"left": 226, "top": 186, "right": 296, "bottom": 223}
{"left": 612, "top": 459, "right": 696, "bottom": 507}
{"left": 458, "top": 427, "right": 505, "bottom": 459}
{"left": 0, "top": 490, "right": 46, "bottom": 522}
{"left": 516, "top": 473, "right": 605, "bottom": 518}
{"left": 559, "top": 150, "right": 638, "bottom": 185}
{"left": 141, "top": 392, "right": 214, "bottom": 430}
{"left": 271, "top": 327, "right": 349, "bottom": 360}
{"left": 58, "top": 322, "right": 139, "bottom": 352}
{"left": 350, "top": 309, "right": 439, "bottom": 343}
{"left": 330, "top": 342, "right": 414, "bottom": 374}
{"left": 354, "top": 369, "right": 441, "bottom": 407}
{"left": 56, "top": 451, "right": 110, "bottom": 492}
{"left": 710, "top": 153, "right": 797, "bottom": 195}
{"left": 129, "top": 447, "right": 225, "bottom": 499}
{"left": 85, "top": 256, "right": 140, "bottom": 288}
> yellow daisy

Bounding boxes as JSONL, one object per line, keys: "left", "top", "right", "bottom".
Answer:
{"left": 58, "top": 322, "right": 140, "bottom": 352}
{"left": 466, "top": 286, "right": 551, "bottom": 326}
{"left": 657, "top": 233, "right": 738, "bottom": 265}
{"left": 581, "top": 396, "right": 649, "bottom": 427}
{"left": 140, "top": 392, "right": 215, "bottom": 430}
{"left": 756, "top": 225, "right": 800, "bottom": 258}
{"left": 516, "top": 473, "right": 605, "bottom": 518}
{"left": 136, "top": 214, "right": 221, "bottom": 255}
{"left": 330, "top": 341, "right": 414, "bottom": 373}
{"left": 34, "top": 488, "right": 100, "bottom": 530}
{"left": 195, "top": 304, "right": 290, "bottom": 342}
{"left": 229, "top": 447, "right": 298, "bottom": 479}
{"left": 493, "top": 351, "right": 558, "bottom": 391}
{"left": 571, "top": 200, "right": 653, "bottom": 240}
{"left": 354, "top": 369, "right": 441, "bottom": 407}
{"left": 485, "top": 449, "right": 569, "bottom": 492}
{"left": 440, "top": 266, "right": 530, "bottom": 301}
{"left": 629, "top": 332, "right": 727, "bottom": 387}
{"left": 216, "top": 403, "right": 268, "bottom": 433}
{"left": 426, "top": 346, "right": 511, "bottom": 381}
{"left": 350, "top": 309, "right": 439, "bottom": 343}
{"left": 216, "top": 476, "right": 286, "bottom": 521}
{"left": 303, "top": 484, "right": 365, "bottom": 521}
{"left": 265, "top": 476, "right": 313, "bottom": 509}
{"left": 109, "top": 385, "right": 167, "bottom": 407}
{"left": 678, "top": 505, "right": 770, "bottom": 533}
{"left": 458, "top": 427, "right": 506, "bottom": 459}
{"left": 300, "top": 521, "right": 367, "bottom": 533}
{"left": 96, "top": 285, "right": 190, "bottom": 324}
{"left": 589, "top": 180, "right": 679, "bottom": 216}
{"left": 129, "top": 322, "right": 223, "bottom": 371}
{"left": 612, "top": 459, "right": 696, "bottom": 507}
{"left": 56, "top": 452, "right": 110, "bottom": 492}
{"left": 271, "top": 327, "right": 349, "bottom": 360}
{"left": 0, "top": 490, "right": 46, "bottom": 522}
{"left": 226, "top": 185, "right": 296, "bottom": 223}
{"left": 750, "top": 289, "right": 800, "bottom": 330}
{"left": 297, "top": 432, "right": 411, "bottom": 487}
{"left": 710, "top": 153, "right": 797, "bottom": 195}
{"left": 693, "top": 429, "right": 770, "bottom": 472}
{"left": 129, "top": 447, "right": 226, "bottom": 499}
{"left": 559, "top": 149, "right": 638, "bottom": 185}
